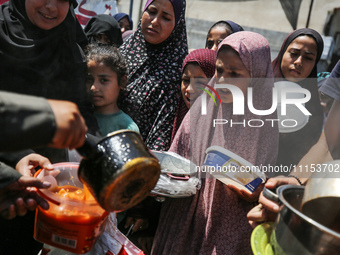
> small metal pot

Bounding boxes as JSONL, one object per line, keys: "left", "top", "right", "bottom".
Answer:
{"left": 76, "top": 130, "right": 161, "bottom": 212}
{"left": 271, "top": 185, "right": 340, "bottom": 255}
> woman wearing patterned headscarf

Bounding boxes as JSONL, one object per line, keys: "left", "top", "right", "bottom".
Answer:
{"left": 171, "top": 48, "right": 216, "bottom": 143}
{"left": 205, "top": 20, "right": 244, "bottom": 51}
{"left": 272, "top": 28, "right": 324, "bottom": 171}
{"left": 152, "top": 31, "right": 279, "bottom": 255}
{"left": 118, "top": 0, "right": 188, "bottom": 151}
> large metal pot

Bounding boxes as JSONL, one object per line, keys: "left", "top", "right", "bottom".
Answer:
{"left": 301, "top": 160, "right": 340, "bottom": 233}
{"left": 271, "top": 185, "right": 340, "bottom": 255}
{"left": 76, "top": 130, "right": 161, "bottom": 212}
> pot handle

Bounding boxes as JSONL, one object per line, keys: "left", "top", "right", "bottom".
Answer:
{"left": 76, "top": 133, "right": 103, "bottom": 159}
{"left": 263, "top": 187, "right": 280, "bottom": 204}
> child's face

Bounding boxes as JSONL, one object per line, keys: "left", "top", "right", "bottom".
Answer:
{"left": 25, "top": 0, "right": 69, "bottom": 30}
{"left": 206, "top": 26, "right": 230, "bottom": 51}
{"left": 93, "top": 34, "right": 111, "bottom": 45}
{"left": 181, "top": 63, "right": 207, "bottom": 109}
{"left": 86, "top": 60, "right": 121, "bottom": 114}
{"left": 215, "top": 47, "right": 251, "bottom": 104}
{"left": 281, "top": 35, "right": 317, "bottom": 82}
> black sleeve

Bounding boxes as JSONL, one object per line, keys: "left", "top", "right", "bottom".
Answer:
{"left": 0, "top": 92, "right": 56, "bottom": 151}
{"left": 0, "top": 162, "right": 22, "bottom": 189}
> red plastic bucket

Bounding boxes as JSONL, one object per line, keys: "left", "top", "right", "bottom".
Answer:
{"left": 34, "top": 162, "right": 108, "bottom": 254}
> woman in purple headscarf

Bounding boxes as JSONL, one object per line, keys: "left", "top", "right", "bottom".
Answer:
{"left": 152, "top": 31, "right": 279, "bottom": 255}
{"left": 118, "top": 0, "right": 188, "bottom": 151}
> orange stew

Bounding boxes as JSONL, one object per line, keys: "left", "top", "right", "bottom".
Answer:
{"left": 40, "top": 185, "right": 104, "bottom": 225}
{"left": 51, "top": 184, "right": 95, "bottom": 201}
{"left": 52, "top": 185, "right": 86, "bottom": 200}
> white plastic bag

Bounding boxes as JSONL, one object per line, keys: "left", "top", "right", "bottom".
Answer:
{"left": 150, "top": 151, "right": 201, "bottom": 198}
{"left": 151, "top": 173, "right": 201, "bottom": 198}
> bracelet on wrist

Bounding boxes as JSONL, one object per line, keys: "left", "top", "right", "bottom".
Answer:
{"left": 287, "top": 174, "right": 303, "bottom": 186}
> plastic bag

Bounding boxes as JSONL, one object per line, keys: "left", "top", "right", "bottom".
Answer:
{"left": 151, "top": 174, "right": 201, "bottom": 198}
{"left": 84, "top": 213, "right": 144, "bottom": 255}
{"left": 150, "top": 151, "right": 201, "bottom": 198}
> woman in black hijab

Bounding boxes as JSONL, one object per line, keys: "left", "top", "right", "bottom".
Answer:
{"left": 0, "top": 0, "right": 98, "bottom": 253}
{"left": 272, "top": 28, "right": 324, "bottom": 172}
{"left": 0, "top": 0, "right": 98, "bottom": 159}
{"left": 84, "top": 14, "right": 123, "bottom": 47}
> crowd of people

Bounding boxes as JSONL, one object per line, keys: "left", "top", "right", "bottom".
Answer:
{"left": 0, "top": 0, "right": 339, "bottom": 254}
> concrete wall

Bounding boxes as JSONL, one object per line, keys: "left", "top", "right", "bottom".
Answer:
{"left": 186, "top": 17, "right": 288, "bottom": 60}
{"left": 117, "top": 0, "right": 340, "bottom": 36}
{"left": 116, "top": 0, "right": 340, "bottom": 70}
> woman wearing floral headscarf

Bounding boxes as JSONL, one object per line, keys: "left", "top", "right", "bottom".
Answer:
{"left": 118, "top": 0, "right": 188, "bottom": 151}
{"left": 152, "top": 31, "right": 279, "bottom": 255}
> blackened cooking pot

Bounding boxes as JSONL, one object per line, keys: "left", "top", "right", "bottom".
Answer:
{"left": 76, "top": 130, "right": 161, "bottom": 212}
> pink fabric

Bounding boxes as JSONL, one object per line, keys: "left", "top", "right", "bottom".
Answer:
{"left": 152, "top": 31, "right": 279, "bottom": 255}
{"left": 182, "top": 48, "right": 217, "bottom": 78}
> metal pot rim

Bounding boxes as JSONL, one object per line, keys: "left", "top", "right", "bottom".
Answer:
{"left": 97, "top": 129, "right": 141, "bottom": 144}
{"left": 277, "top": 185, "right": 340, "bottom": 239}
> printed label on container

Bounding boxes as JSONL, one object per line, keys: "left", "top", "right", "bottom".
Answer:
{"left": 203, "top": 150, "right": 262, "bottom": 192}
{"left": 34, "top": 208, "right": 108, "bottom": 254}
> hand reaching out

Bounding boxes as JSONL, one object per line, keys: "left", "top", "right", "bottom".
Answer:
{"left": 16, "top": 153, "right": 54, "bottom": 177}
{"left": 247, "top": 176, "right": 301, "bottom": 228}
{"left": 0, "top": 176, "right": 51, "bottom": 220}
{"left": 124, "top": 216, "right": 150, "bottom": 233}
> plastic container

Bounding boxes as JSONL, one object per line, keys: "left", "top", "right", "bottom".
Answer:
{"left": 151, "top": 150, "right": 197, "bottom": 176}
{"left": 34, "top": 163, "right": 108, "bottom": 254}
{"left": 203, "top": 146, "right": 266, "bottom": 193}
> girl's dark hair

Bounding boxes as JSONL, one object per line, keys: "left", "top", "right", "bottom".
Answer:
{"left": 85, "top": 44, "right": 127, "bottom": 87}
{"left": 209, "top": 21, "right": 233, "bottom": 36}
{"left": 205, "top": 21, "right": 234, "bottom": 49}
